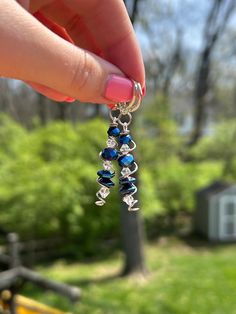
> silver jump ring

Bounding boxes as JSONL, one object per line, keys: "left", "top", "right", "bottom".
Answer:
{"left": 118, "top": 112, "right": 132, "bottom": 127}
{"left": 126, "top": 81, "right": 142, "bottom": 113}
{"left": 109, "top": 109, "right": 119, "bottom": 124}
{"left": 111, "top": 80, "right": 143, "bottom": 114}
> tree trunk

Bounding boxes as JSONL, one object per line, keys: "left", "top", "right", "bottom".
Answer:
{"left": 38, "top": 94, "right": 48, "bottom": 125}
{"left": 162, "top": 30, "right": 182, "bottom": 96}
{"left": 56, "top": 102, "right": 68, "bottom": 121}
{"left": 120, "top": 205, "right": 146, "bottom": 275}
{"left": 119, "top": 0, "right": 146, "bottom": 277}
{"left": 130, "top": 0, "right": 140, "bottom": 25}
{"left": 119, "top": 114, "right": 146, "bottom": 276}
{"left": 124, "top": 0, "right": 141, "bottom": 25}
{"left": 120, "top": 167, "right": 146, "bottom": 276}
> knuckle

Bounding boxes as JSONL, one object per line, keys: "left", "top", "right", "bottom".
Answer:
{"left": 70, "top": 49, "right": 92, "bottom": 93}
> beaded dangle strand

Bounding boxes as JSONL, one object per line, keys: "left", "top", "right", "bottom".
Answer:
{"left": 95, "top": 80, "right": 143, "bottom": 210}
{"left": 95, "top": 113, "right": 121, "bottom": 206}
{"left": 117, "top": 112, "right": 139, "bottom": 211}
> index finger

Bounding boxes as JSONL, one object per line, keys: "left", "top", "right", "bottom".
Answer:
{"left": 38, "top": 0, "right": 145, "bottom": 88}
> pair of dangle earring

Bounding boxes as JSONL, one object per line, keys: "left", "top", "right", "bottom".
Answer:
{"left": 95, "top": 81, "right": 142, "bottom": 211}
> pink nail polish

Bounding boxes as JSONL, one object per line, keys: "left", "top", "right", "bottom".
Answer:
{"left": 104, "top": 75, "right": 133, "bottom": 102}
{"left": 142, "top": 85, "right": 146, "bottom": 97}
{"left": 65, "top": 97, "right": 75, "bottom": 103}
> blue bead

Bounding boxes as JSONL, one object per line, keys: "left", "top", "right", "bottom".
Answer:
{"left": 118, "top": 154, "right": 134, "bottom": 167}
{"left": 97, "top": 170, "right": 115, "bottom": 179}
{"left": 119, "top": 177, "right": 136, "bottom": 184}
{"left": 101, "top": 148, "right": 118, "bottom": 161}
{"left": 119, "top": 134, "right": 132, "bottom": 144}
{"left": 107, "top": 126, "right": 120, "bottom": 137}
{"left": 98, "top": 177, "right": 115, "bottom": 188}
{"left": 120, "top": 183, "right": 136, "bottom": 195}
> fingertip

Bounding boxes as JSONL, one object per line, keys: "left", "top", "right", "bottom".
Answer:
{"left": 65, "top": 97, "right": 76, "bottom": 103}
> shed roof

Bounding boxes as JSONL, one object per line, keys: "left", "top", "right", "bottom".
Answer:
{"left": 197, "top": 181, "right": 230, "bottom": 197}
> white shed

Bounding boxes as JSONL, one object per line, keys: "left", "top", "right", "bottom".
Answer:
{"left": 195, "top": 181, "right": 236, "bottom": 241}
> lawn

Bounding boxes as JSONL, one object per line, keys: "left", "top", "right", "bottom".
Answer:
{"left": 23, "top": 237, "right": 236, "bottom": 314}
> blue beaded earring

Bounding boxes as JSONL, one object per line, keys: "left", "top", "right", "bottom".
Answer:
{"left": 95, "top": 114, "right": 121, "bottom": 206}
{"left": 117, "top": 113, "right": 139, "bottom": 211}
{"left": 95, "top": 81, "right": 143, "bottom": 211}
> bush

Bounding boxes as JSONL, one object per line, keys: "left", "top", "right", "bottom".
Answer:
{"left": 0, "top": 112, "right": 227, "bottom": 256}
{"left": 0, "top": 116, "right": 120, "bottom": 256}
{"left": 141, "top": 158, "right": 222, "bottom": 218}
{"left": 190, "top": 119, "right": 236, "bottom": 180}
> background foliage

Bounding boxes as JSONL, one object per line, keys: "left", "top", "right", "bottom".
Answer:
{"left": 0, "top": 94, "right": 233, "bottom": 255}
{"left": 1, "top": 0, "right": 236, "bottom": 312}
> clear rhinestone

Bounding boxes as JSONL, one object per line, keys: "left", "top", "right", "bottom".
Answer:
{"left": 121, "top": 167, "right": 131, "bottom": 177}
{"left": 103, "top": 161, "right": 112, "bottom": 170}
{"left": 99, "top": 187, "right": 110, "bottom": 198}
{"left": 106, "top": 138, "right": 116, "bottom": 148}
{"left": 123, "top": 194, "right": 134, "bottom": 206}
{"left": 123, "top": 195, "right": 139, "bottom": 211}
{"left": 120, "top": 144, "right": 130, "bottom": 153}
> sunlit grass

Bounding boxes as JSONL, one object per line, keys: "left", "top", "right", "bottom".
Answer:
{"left": 23, "top": 237, "right": 236, "bottom": 314}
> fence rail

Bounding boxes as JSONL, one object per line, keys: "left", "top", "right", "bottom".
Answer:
{"left": 0, "top": 235, "right": 65, "bottom": 267}
{"left": 0, "top": 253, "right": 10, "bottom": 265}
{"left": 0, "top": 233, "right": 81, "bottom": 311}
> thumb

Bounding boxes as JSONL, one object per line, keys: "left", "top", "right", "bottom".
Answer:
{"left": 0, "top": 1, "right": 134, "bottom": 104}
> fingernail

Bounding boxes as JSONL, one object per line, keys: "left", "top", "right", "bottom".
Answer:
{"left": 104, "top": 75, "right": 133, "bottom": 102}
{"left": 142, "top": 85, "right": 146, "bottom": 97}
{"left": 65, "top": 97, "right": 75, "bottom": 103}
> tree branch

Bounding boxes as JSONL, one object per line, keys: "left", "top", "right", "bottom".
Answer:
{"left": 188, "top": 0, "right": 236, "bottom": 146}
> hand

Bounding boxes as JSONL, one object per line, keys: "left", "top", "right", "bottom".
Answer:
{"left": 0, "top": 0, "right": 145, "bottom": 104}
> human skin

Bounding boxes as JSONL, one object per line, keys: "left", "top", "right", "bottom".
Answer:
{"left": 0, "top": 0, "right": 145, "bottom": 104}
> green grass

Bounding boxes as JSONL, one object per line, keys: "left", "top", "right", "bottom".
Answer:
{"left": 22, "top": 237, "right": 236, "bottom": 314}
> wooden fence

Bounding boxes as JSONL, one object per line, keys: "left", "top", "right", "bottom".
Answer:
{"left": 0, "top": 233, "right": 81, "bottom": 313}
{"left": 0, "top": 234, "right": 65, "bottom": 267}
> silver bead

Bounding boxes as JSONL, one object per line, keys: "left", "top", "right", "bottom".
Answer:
{"left": 120, "top": 144, "right": 130, "bottom": 153}
{"left": 123, "top": 194, "right": 134, "bottom": 206}
{"left": 103, "top": 161, "right": 112, "bottom": 170}
{"left": 99, "top": 186, "right": 110, "bottom": 198}
{"left": 121, "top": 167, "right": 131, "bottom": 177}
{"left": 123, "top": 195, "right": 139, "bottom": 211}
{"left": 106, "top": 138, "right": 117, "bottom": 148}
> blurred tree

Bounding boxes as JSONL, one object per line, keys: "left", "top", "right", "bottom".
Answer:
{"left": 191, "top": 119, "right": 236, "bottom": 179}
{"left": 138, "top": 0, "right": 236, "bottom": 140}
{"left": 162, "top": 30, "right": 183, "bottom": 96}
{"left": 137, "top": 95, "right": 222, "bottom": 230}
{"left": 189, "top": 0, "right": 236, "bottom": 146}
{"left": 140, "top": 0, "right": 188, "bottom": 92}
{"left": 119, "top": 0, "right": 147, "bottom": 276}
{"left": 144, "top": 30, "right": 183, "bottom": 96}
{"left": 37, "top": 94, "right": 49, "bottom": 125}
{"left": 55, "top": 102, "right": 69, "bottom": 121}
